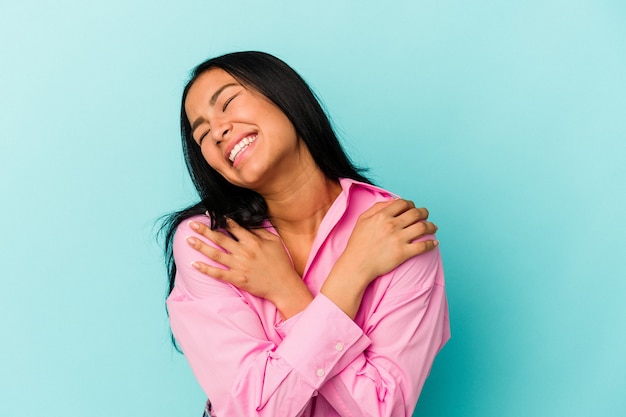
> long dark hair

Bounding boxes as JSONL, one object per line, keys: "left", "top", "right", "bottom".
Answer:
{"left": 160, "top": 51, "right": 370, "bottom": 297}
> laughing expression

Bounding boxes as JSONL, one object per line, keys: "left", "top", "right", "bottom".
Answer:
{"left": 185, "top": 68, "right": 305, "bottom": 193}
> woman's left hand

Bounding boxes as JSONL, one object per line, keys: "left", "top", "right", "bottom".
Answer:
{"left": 185, "top": 218, "right": 313, "bottom": 318}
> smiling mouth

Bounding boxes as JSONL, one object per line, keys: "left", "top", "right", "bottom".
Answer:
{"left": 228, "top": 135, "right": 257, "bottom": 163}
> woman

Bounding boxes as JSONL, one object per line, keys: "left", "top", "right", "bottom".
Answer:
{"left": 162, "top": 51, "right": 450, "bottom": 417}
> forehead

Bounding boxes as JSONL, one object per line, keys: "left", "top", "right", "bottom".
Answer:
{"left": 184, "top": 68, "right": 239, "bottom": 115}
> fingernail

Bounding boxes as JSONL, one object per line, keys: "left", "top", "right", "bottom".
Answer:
{"left": 434, "top": 240, "right": 439, "bottom": 247}
{"left": 191, "top": 261, "right": 201, "bottom": 270}
{"left": 188, "top": 221, "right": 200, "bottom": 231}
{"left": 185, "top": 236, "right": 197, "bottom": 245}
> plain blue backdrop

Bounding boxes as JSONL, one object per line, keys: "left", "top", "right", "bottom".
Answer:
{"left": 1, "top": 1, "right": 624, "bottom": 416}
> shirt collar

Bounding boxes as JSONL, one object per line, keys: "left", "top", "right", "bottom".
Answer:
{"left": 338, "top": 177, "right": 397, "bottom": 200}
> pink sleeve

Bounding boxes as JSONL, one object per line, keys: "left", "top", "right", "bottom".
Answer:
{"left": 311, "top": 246, "right": 450, "bottom": 417}
{"left": 166, "top": 219, "right": 371, "bottom": 416}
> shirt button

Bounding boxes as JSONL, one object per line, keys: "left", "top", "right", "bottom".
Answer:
{"left": 335, "top": 343, "right": 344, "bottom": 352}
{"left": 316, "top": 368, "right": 325, "bottom": 377}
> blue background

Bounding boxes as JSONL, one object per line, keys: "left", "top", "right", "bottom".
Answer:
{"left": 1, "top": 1, "right": 625, "bottom": 416}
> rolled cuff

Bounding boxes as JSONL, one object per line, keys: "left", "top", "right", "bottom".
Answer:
{"left": 276, "top": 294, "right": 371, "bottom": 389}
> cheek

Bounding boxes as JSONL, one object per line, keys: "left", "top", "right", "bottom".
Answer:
{"left": 201, "top": 146, "right": 225, "bottom": 170}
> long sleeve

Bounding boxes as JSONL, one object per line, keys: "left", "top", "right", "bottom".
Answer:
{"left": 166, "top": 218, "right": 372, "bottom": 417}
{"left": 314, "top": 245, "right": 450, "bottom": 417}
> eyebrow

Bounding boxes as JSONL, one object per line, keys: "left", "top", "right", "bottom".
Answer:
{"left": 191, "top": 83, "right": 238, "bottom": 133}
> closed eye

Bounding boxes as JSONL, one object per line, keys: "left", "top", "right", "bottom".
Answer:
{"left": 198, "top": 130, "right": 210, "bottom": 145}
{"left": 222, "top": 93, "right": 240, "bottom": 111}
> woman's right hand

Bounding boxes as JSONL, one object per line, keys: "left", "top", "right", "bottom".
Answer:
{"left": 321, "top": 199, "right": 438, "bottom": 318}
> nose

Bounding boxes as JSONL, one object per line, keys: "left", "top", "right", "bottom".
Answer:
{"left": 209, "top": 116, "right": 232, "bottom": 145}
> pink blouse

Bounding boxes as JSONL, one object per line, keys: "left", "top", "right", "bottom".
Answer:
{"left": 167, "top": 178, "right": 450, "bottom": 417}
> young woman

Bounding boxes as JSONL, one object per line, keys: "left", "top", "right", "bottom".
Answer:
{"left": 162, "top": 51, "right": 450, "bottom": 417}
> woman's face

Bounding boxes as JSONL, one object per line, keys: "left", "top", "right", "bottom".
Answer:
{"left": 185, "top": 68, "right": 305, "bottom": 193}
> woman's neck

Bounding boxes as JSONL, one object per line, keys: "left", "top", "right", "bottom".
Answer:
{"left": 262, "top": 167, "right": 341, "bottom": 237}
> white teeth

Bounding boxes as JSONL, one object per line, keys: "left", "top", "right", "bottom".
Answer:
{"left": 229, "top": 135, "right": 257, "bottom": 163}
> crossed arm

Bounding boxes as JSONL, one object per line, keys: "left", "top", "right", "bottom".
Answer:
{"left": 167, "top": 199, "right": 449, "bottom": 416}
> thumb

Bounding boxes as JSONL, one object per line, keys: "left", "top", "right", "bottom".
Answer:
{"left": 250, "top": 226, "right": 278, "bottom": 240}
{"left": 360, "top": 199, "right": 395, "bottom": 218}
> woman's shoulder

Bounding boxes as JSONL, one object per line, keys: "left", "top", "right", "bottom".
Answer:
{"left": 172, "top": 213, "right": 218, "bottom": 258}
{"left": 170, "top": 213, "right": 244, "bottom": 300}
{"left": 173, "top": 213, "right": 211, "bottom": 236}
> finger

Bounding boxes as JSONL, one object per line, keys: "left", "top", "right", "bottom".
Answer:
{"left": 420, "top": 220, "right": 438, "bottom": 235}
{"left": 394, "top": 205, "right": 429, "bottom": 222}
{"left": 394, "top": 206, "right": 423, "bottom": 228}
{"left": 249, "top": 226, "right": 279, "bottom": 241}
{"left": 359, "top": 200, "right": 396, "bottom": 217}
{"left": 190, "top": 260, "right": 231, "bottom": 280}
{"left": 379, "top": 199, "right": 417, "bottom": 217}
{"left": 224, "top": 217, "right": 259, "bottom": 244}
{"left": 185, "top": 235, "right": 234, "bottom": 268}
{"left": 188, "top": 220, "right": 238, "bottom": 252}
{"left": 415, "top": 207, "right": 429, "bottom": 221}
{"left": 399, "top": 220, "right": 438, "bottom": 242}
{"left": 383, "top": 201, "right": 430, "bottom": 222}
{"left": 405, "top": 238, "right": 439, "bottom": 257}
{"left": 395, "top": 207, "right": 437, "bottom": 230}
